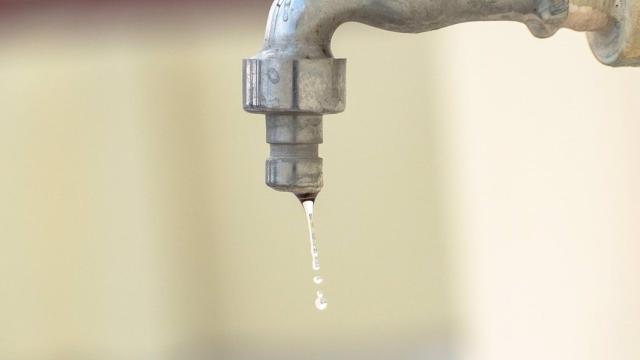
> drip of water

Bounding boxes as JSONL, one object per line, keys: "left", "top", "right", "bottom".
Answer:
{"left": 302, "top": 199, "right": 328, "bottom": 311}
{"left": 302, "top": 200, "right": 320, "bottom": 271}
{"left": 315, "top": 291, "right": 328, "bottom": 311}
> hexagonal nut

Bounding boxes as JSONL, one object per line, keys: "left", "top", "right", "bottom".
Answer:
{"left": 588, "top": 0, "right": 640, "bottom": 66}
{"left": 243, "top": 57, "right": 346, "bottom": 114}
{"left": 265, "top": 158, "right": 323, "bottom": 194}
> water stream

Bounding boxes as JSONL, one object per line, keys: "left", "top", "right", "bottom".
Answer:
{"left": 301, "top": 200, "right": 328, "bottom": 311}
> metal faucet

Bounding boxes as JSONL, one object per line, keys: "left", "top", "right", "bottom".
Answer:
{"left": 243, "top": 0, "right": 639, "bottom": 200}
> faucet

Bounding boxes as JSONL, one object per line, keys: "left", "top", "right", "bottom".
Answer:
{"left": 243, "top": 0, "right": 639, "bottom": 201}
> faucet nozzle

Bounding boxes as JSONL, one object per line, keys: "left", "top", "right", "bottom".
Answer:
{"left": 243, "top": 57, "right": 346, "bottom": 198}
{"left": 266, "top": 114, "right": 323, "bottom": 196}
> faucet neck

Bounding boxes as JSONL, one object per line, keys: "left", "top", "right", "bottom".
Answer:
{"left": 258, "top": 0, "right": 617, "bottom": 61}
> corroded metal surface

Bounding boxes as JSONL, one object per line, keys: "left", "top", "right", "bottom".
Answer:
{"left": 588, "top": 0, "right": 640, "bottom": 66}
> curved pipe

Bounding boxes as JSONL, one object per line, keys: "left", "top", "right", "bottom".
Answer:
{"left": 257, "top": 0, "right": 614, "bottom": 60}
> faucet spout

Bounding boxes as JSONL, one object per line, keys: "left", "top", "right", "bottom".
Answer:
{"left": 244, "top": 0, "right": 638, "bottom": 198}
{"left": 262, "top": 0, "right": 567, "bottom": 60}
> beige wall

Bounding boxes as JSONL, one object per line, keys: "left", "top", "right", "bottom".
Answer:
{"left": 444, "top": 23, "right": 640, "bottom": 360}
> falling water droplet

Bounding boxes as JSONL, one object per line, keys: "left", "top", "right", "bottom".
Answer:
{"left": 315, "top": 291, "right": 328, "bottom": 311}
{"left": 313, "top": 275, "right": 324, "bottom": 284}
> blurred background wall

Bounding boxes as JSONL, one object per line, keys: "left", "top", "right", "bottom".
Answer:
{"left": 446, "top": 22, "right": 640, "bottom": 360}
{"left": 0, "top": 1, "right": 638, "bottom": 360}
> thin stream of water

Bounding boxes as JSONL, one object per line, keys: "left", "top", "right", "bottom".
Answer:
{"left": 302, "top": 200, "right": 328, "bottom": 311}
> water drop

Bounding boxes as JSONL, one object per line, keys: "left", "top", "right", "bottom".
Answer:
{"left": 313, "top": 276, "right": 324, "bottom": 284}
{"left": 315, "top": 291, "right": 328, "bottom": 311}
